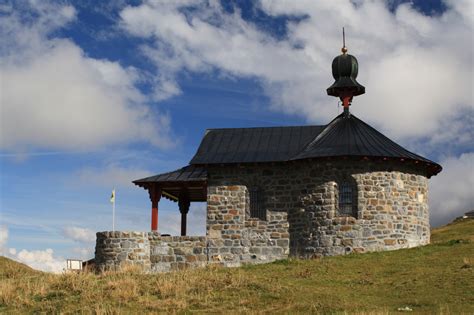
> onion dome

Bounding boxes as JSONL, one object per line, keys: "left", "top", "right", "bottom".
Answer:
{"left": 326, "top": 52, "right": 365, "bottom": 98}
{"left": 326, "top": 29, "right": 365, "bottom": 109}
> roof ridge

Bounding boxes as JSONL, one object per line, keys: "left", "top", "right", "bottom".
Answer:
{"left": 290, "top": 113, "right": 343, "bottom": 159}
{"left": 205, "top": 125, "right": 324, "bottom": 131}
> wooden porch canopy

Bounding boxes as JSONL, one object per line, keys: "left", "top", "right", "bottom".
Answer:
{"left": 133, "top": 165, "right": 207, "bottom": 236}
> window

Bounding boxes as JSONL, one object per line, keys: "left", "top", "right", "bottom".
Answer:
{"left": 337, "top": 180, "right": 358, "bottom": 217}
{"left": 249, "top": 187, "right": 266, "bottom": 220}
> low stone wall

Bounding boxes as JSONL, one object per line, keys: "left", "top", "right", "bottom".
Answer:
{"left": 95, "top": 231, "right": 151, "bottom": 271}
{"left": 205, "top": 212, "right": 290, "bottom": 267}
{"left": 95, "top": 230, "right": 287, "bottom": 272}
{"left": 149, "top": 235, "right": 207, "bottom": 272}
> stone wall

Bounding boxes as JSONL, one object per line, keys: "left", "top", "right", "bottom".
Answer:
{"left": 148, "top": 235, "right": 207, "bottom": 272}
{"left": 95, "top": 231, "right": 151, "bottom": 271}
{"left": 207, "top": 160, "right": 430, "bottom": 258}
{"left": 288, "top": 161, "right": 430, "bottom": 257}
{"left": 95, "top": 232, "right": 208, "bottom": 272}
{"left": 206, "top": 184, "right": 289, "bottom": 267}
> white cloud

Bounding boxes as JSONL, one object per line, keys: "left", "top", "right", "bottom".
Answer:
{"left": 63, "top": 226, "right": 96, "bottom": 243}
{"left": 76, "top": 164, "right": 151, "bottom": 188}
{"left": 0, "top": 1, "right": 174, "bottom": 151}
{"left": 120, "top": 0, "right": 472, "bottom": 147}
{"left": 120, "top": 1, "right": 313, "bottom": 101}
{"left": 0, "top": 225, "right": 64, "bottom": 273}
{"left": 0, "top": 225, "right": 8, "bottom": 253}
{"left": 429, "top": 153, "right": 474, "bottom": 226}
{"left": 13, "top": 248, "right": 65, "bottom": 273}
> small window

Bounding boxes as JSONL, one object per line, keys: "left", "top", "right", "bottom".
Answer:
{"left": 338, "top": 180, "right": 357, "bottom": 217}
{"left": 249, "top": 187, "right": 265, "bottom": 220}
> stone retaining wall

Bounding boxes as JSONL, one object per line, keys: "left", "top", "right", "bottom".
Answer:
{"left": 95, "top": 232, "right": 208, "bottom": 272}
{"left": 149, "top": 235, "right": 207, "bottom": 272}
{"left": 95, "top": 231, "right": 151, "bottom": 271}
{"left": 95, "top": 228, "right": 287, "bottom": 272}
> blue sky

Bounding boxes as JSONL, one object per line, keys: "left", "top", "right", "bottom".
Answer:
{"left": 0, "top": 0, "right": 472, "bottom": 272}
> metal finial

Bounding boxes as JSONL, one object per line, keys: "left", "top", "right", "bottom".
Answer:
{"left": 341, "top": 27, "right": 348, "bottom": 54}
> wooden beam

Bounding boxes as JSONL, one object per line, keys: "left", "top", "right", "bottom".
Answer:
{"left": 162, "top": 191, "right": 179, "bottom": 201}
{"left": 178, "top": 188, "right": 190, "bottom": 236}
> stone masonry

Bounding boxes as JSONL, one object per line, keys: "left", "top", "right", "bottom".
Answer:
{"left": 95, "top": 232, "right": 208, "bottom": 272}
{"left": 95, "top": 159, "right": 430, "bottom": 272}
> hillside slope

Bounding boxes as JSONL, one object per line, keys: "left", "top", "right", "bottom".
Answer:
{"left": 1, "top": 219, "right": 473, "bottom": 314}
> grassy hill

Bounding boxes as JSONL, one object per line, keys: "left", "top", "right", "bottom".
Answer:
{"left": 1, "top": 219, "right": 473, "bottom": 314}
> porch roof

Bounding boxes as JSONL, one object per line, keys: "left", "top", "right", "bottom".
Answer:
{"left": 132, "top": 165, "right": 207, "bottom": 202}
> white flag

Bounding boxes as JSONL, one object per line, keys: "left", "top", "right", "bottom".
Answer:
{"left": 110, "top": 189, "right": 115, "bottom": 203}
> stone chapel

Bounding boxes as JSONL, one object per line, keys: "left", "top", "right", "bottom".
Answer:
{"left": 95, "top": 43, "right": 442, "bottom": 272}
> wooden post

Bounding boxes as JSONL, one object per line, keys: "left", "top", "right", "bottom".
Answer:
{"left": 180, "top": 211, "right": 187, "bottom": 237}
{"left": 150, "top": 185, "right": 162, "bottom": 232}
{"left": 178, "top": 189, "right": 190, "bottom": 236}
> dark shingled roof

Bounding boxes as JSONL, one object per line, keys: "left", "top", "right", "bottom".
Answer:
{"left": 134, "top": 112, "right": 442, "bottom": 189}
{"left": 292, "top": 112, "right": 435, "bottom": 163}
{"left": 133, "top": 165, "right": 207, "bottom": 202}
{"left": 133, "top": 165, "right": 207, "bottom": 185}
{"left": 189, "top": 112, "right": 442, "bottom": 176}
{"left": 190, "top": 125, "right": 324, "bottom": 164}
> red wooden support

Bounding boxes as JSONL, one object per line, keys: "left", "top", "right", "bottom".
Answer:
{"left": 150, "top": 185, "right": 162, "bottom": 232}
{"left": 340, "top": 92, "right": 353, "bottom": 109}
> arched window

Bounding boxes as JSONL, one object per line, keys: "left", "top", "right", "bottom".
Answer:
{"left": 249, "top": 187, "right": 266, "bottom": 220}
{"left": 337, "top": 180, "right": 358, "bottom": 217}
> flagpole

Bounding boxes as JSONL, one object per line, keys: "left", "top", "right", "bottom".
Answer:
{"left": 111, "top": 188, "right": 116, "bottom": 232}
{"left": 113, "top": 199, "right": 115, "bottom": 232}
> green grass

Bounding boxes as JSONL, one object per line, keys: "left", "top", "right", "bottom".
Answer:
{"left": 1, "top": 219, "right": 473, "bottom": 314}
